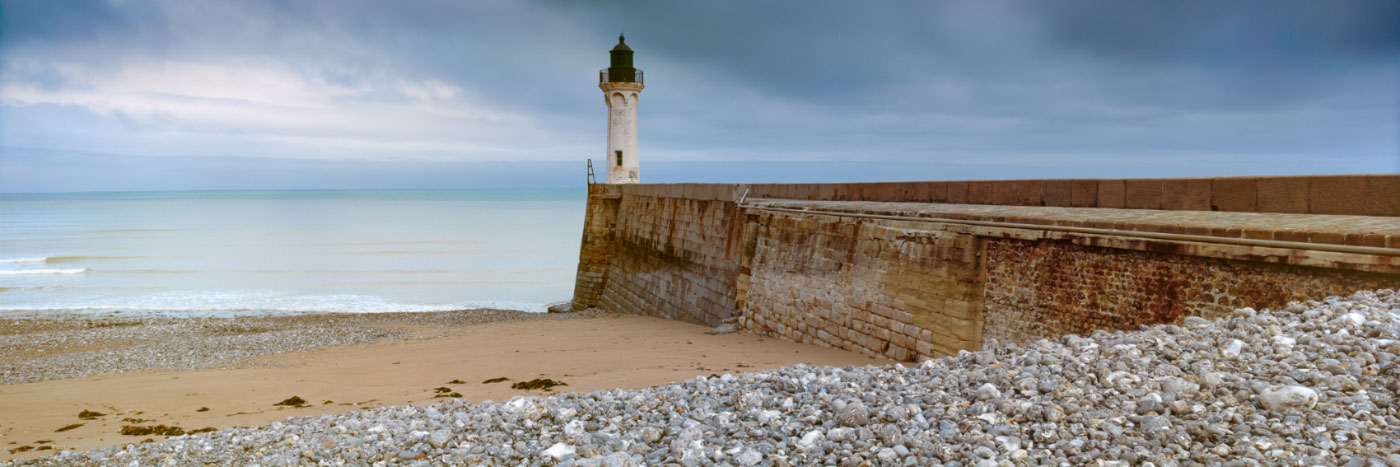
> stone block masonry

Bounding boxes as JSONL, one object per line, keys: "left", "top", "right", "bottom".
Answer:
{"left": 740, "top": 212, "right": 986, "bottom": 360}
{"left": 569, "top": 176, "right": 1400, "bottom": 362}
{"left": 572, "top": 183, "right": 747, "bottom": 326}
{"left": 569, "top": 184, "right": 622, "bottom": 310}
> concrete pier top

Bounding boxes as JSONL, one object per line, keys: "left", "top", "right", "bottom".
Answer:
{"left": 593, "top": 174, "right": 1400, "bottom": 217}
{"left": 746, "top": 198, "right": 1400, "bottom": 249}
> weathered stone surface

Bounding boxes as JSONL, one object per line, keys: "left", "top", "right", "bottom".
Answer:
{"left": 573, "top": 179, "right": 1399, "bottom": 368}
{"left": 1365, "top": 174, "right": 1400, "bottom": 216}
{"left": 739, "top": 211, "right": 986, "bottom": 361}
{"left": 947, "top": 181, "right": 970, "bottom": 204}
{"left": 1041, "top": 180, "right": 1072, "bottom": 207}
{"left": 593, "top": 191, "right": 746, "bottom": 327}
{"left": 744, "top": 176, "right": 1386, "bottom": 215}
{"left": 1212, "top": 177, "right": 1257, "bottom": 212}
{"left": 1309, "top": 175, "right": 1369, "bottom": 215}
{"left": 1124, "top": 179, "right": 1163, "bottom": 210}
{"left": 1097, "top": 180, "right": 1126, "bottom": 208}
{"left": 981, "top": 237, "right": 1396, "bottom": 345}
{"left": 926, "top": 182, "right": 949, "bottom": 203}
{"left": 993, "top": 180, "right": 1041, "bottom": 206}
{"left": 1256, "top": 177, "right": 1310, "bottom": 214}
{"left": 1162, "top": 178, "right": 1211, "bottom": 211}
{"left": 1070, "top": 180, "right": 1098, "bottom": 208}
{"left": 968, "top": 181, "right": 995, "bottom": 205}
{"left": 570, "top": 185, "right": 622, "bottom": 310}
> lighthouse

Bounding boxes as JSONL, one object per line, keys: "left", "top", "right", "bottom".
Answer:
{"left": 600, "top": 34, "right": 643, "bottom": 184}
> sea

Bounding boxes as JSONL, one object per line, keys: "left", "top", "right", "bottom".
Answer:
{"left": 0, "top": 189, "right": 586, "bottom": 317}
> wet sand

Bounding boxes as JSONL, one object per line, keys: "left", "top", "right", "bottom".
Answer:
{"left": 0, "top": 312, "right": 882, "bottom": 461}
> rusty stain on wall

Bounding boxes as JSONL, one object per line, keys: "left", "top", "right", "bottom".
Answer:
{"left": 569, "top": 182, "right": 1400, "bottom": 361}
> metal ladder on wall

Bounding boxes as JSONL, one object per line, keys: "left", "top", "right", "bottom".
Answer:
{"left": 586, "top": 159, "right": 596, "bottom": 185}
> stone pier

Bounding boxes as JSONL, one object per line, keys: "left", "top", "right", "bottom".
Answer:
{"left": 568, "top": 175, "right": 1400, "bottom": 361}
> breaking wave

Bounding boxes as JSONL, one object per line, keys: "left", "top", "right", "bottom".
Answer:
{"left": 0, "top": 268, "right": 87, "bottom": 276}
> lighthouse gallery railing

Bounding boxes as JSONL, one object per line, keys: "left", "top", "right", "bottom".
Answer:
{"left": 599, "top": 69, "right": 643, "bottom": 85}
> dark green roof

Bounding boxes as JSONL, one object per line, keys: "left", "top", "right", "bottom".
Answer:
{"left": 611, "top": 34, "right": 631, "bottom": 52}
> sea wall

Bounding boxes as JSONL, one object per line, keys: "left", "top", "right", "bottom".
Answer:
{"left": 569, "top": 185, "right": 621, "bottom": 310}
{"left": 739, "top": 212, "right": 986, "bottom": 360}
{"left": 569, "top": 175, "right": 1400, "bottom": 360}
{"left": 571, "top": 184, "right": 747, "bottom": 326}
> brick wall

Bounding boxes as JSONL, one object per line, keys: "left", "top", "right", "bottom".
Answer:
{"left": 981, "top": 238, "right": 1400, "bottom": 345}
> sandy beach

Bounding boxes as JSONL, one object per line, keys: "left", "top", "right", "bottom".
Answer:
{"left": 0, "top": 310, "right": 881, "bottom": 462}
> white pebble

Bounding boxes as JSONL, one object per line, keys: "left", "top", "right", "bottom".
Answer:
{"left": 1222, "top": 339, "right": 1244, "bottom": 358}
{"left": 1339, "top": 312, "right": 1365, "bottom": 326}
{"left": 798, "top": 430, "right": 824, "bottom": 447}
{"left": 975, "top": 383, "right": 1001, "bottom": 400}
{"left": 542, "top": 443, "right": 575, "bottom": 459}
{"left": 564, "top": 420, "right": 585, "bottom": 437}
{"left": 1260, "top": 385, "right": 1319, "bottom": 411}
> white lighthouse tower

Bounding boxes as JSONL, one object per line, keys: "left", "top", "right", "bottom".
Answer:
{"left": 600, "top": 34, "right": 643, "bottom": 184}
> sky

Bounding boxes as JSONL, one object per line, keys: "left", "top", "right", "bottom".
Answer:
{"left": 1, "top": 0, "right": 1397, "bottom": 192}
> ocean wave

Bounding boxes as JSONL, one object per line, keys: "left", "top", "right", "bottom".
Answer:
{"left": 99, "top": 269, "right": 194, "bottom": 274}
{"left": 44, "top": 255, "right": 141, "bottom": 263}
{"left": 344, "top": 240, "right": 484, "bottom": 246}
{"left": 0, "top": 256, "right": 141, "bottom": 264}
{"left": 0, "top": 285, "right": 72, "bottom": 292}
{"left": 350, "top": 250, "right": 469, "bottom": 256}
{"left": 0, "top": 291, "right": 548, "bottom": 316}
{"left": 0, "top": 268, "right": 88, "bottom": 275}
{"left": 87, "top": 228, "right": 181, "bottom": 234}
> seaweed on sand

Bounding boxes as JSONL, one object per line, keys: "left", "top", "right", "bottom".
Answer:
{"left": 511, "top": 378, "right": 567, "bottom": 391}
{"left": 120, "top": 425, "right": 185, "bottom": 436}
{"left": 432, "top": 387, "right": 463, "bottom": 398}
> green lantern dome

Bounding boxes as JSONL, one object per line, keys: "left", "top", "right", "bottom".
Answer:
{"left": 602, "top": 34, "right": 641, "bottom": 84}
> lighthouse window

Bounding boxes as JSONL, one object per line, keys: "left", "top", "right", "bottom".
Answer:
{"left": 615, "top": 150, "right": 623, "bottom": 166}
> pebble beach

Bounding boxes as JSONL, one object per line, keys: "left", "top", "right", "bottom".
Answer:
{"left": 5, "top": 289, "right": 1397, "bottom": 466}
{"left": 1, "top": 309, "right": 600, "bottom": 386}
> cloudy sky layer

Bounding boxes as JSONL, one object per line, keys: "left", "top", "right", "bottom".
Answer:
{"left": 1, "top": 0, "right": 1396, "bottom": 192}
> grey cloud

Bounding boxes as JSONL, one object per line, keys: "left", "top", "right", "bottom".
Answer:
{"left": 1, "top": 0, "right": 1396, "bottom": 192}
{"left": 1, "top": 0, "right": 147, "bottom": 47}
{"left": 1030, "top": 1, "right": 1400, "bottom": 65}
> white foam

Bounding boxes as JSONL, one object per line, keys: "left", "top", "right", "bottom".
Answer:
{"left": 0, "top": 257, "right": 47, "bottom": 264}
{"left": 0, "top": 268, "right": 87, "bottom": 275}
{"left": 458, "top": 300, "right": 550, "bottom": 314}
{"left": 0, "top": 290, "right": 548, "bottom": 317}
